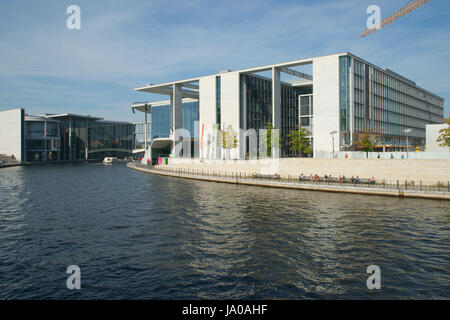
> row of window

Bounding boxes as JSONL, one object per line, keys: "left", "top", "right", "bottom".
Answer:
{"left": 242, "top": 74, "right": 301, "bottom": 156}
{"left": 372, "top": 82, "right": 442, "bottom": 116}
{"left": 339, "top": 56, "right": 351, "bottom": 132}
{"left": 372, "top": 69, "right": 443, "bottom": 107}
{"left": 26, "top": 121, "right": 59, "bottom": 138}
{"left": 151, "top": 102, "right": 199, "bottom": 139}
{"left": 353, "top": 116, "right": 425, "bottom": 138}
{"left": 346, "top": 57, "right": 444, "bottom": 140}
{"left": 371, "top": 95, "right": 441, "bottom": 123}
{"left": 26, "top": 139, "right": 60, "bottom": 151}
{"left": 133, "top": 123, "right": 151, "bottom": 135}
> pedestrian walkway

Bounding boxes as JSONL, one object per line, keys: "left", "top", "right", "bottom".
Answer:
{"left": 128, "top": 163, "right": 450, "bottom": 200}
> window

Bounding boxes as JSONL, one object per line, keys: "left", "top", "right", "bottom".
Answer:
{"left": 27, "top": 122, "right": 45, "bottom": 138}
{"left": 216, "top": 76, "right": 221, "bottom": 126}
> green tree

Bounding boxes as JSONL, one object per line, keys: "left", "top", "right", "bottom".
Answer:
{"left": 436, "top": 118, "right": 450, "bottom": 149}
{"left": 355, "top": 133, "right": 376, "bottom": 158}
{"left": 263, "top": 122, "right": 282, "bottom": 157}
{"left": 288, "top": 126, "right": 312, "bottom": 158}
{"left": 218, "top": 125, "right": 238, "bottom": 159}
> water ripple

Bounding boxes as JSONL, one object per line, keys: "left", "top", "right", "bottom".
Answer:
{"left": 0, "top": 164, "right": 448, "bottom": 299}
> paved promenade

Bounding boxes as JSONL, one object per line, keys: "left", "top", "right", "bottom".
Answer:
{"left": 128, "top": 162, "right": 450, "bottom": 200}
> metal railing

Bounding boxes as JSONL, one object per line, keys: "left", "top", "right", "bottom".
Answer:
{"left": 137, "top": 164, "right": 450, "bottom": 195}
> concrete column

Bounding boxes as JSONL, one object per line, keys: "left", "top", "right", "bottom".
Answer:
{"left": 144, "top": 104, "right": 148, "bottom": 151}
{"left": 172, "top": 84, "right": 183, "bottom": 156}
{"left": 272, "top": 67, "right": 281, "bottom": 159}
{"left": 172, "top": 84, "right": 183, "bottom": 131}
{"left": 272, "top": 67, "right": 281, "bottom": 129}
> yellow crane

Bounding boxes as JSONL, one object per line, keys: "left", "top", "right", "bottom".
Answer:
{"left": 361, "top": 0, "right": 431, "bottom": 37}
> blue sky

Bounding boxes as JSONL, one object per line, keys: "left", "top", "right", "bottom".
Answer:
{"left": 0, "top": 0, "right": 449, "bottom": 123}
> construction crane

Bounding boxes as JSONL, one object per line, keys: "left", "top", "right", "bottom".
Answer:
{"left": 361, "top": 0, "right": 431, "bottom": 37}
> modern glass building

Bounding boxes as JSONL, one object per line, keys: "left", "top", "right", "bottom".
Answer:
{"left": 133, "top": 122, "right": 151, "bottom": 150}
{"left": 132, "top": 99, "right": 199, "bottom": 161}
{"left": 1, "top": 109, "right": 135, "bottom": 163}
{"left": 44, "top": 114, "right": 103, "bottom": 160}
{"left": 151, "top": 104, "right": 171, "bottom": 139}
{"left": 88, "top": 121, "right": 134, "bottom": 160}
{"left": 24, "top": 115, "right": 61, "bottom": 162}
{"left": 132, "top": 52, "right": 444, "bottom": 160}
{"left": 339, "top": 55, "right": 443, "bottom": 150}
{"left": 240, "top": 74, "right": 300, "bottom": 156}
{"left": 147, "top": 101, "right": 199, "bottom": 140}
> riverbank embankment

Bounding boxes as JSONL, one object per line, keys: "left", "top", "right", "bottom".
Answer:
{"left": 128, "top": 162, "right": 450, "bottom": 200}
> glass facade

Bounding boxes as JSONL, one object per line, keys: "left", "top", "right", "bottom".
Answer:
{"left": 366, "top": 66, "right": 442, "bottom": 147}
{"left": 353, "top": 59, "right": 368, "bottom": 133}
{"left": 47, "top": 116, "right": 135, "bottom": 161}
{"left": 88, "top": 122, "right": 134, "bottom": 160}
{"left": 59, "top": 119, "right": 70, "bottom": 160}
{"left": 23, "top": 114, "right": 137, "bottom": 162}
{"left": 299, "top": 94, "right": 313, "bottom": 125}
{"left": 26, "top": 122, "right": 45, "bottom": 138}
{"left": 339, "top": 56, "right": 351, "bottom": 145}
{"left": 281, "top": 84, "right": 300, "bottom": 156}
{"left": 24, "top": 119, "right": 60, "bottom": 162}
{"left": 46, "top": 122, "right": 58, "bottom": 137}
{"left": 57, "top": 117, "right": 94, "bottom": 160}
{"left": 133, "top": 123, "right": 152, "bottom": 149}
{"left": 243, "top": 75, "right": 273, "bottom": 132}
{"left": 151, "top": 105, "right": 171, "bottom": 139}
{"left": 216, "top": 76, "right": 221, "bottom": 126}
{"left": 339, "top": 55, "right": 444, "bottom": 149}
{"left": 182, "top": 101, "right": 199, "bottom": 138}
{"left": 299, "top": 94, "right": 314, "bottom": 156}
{"left": 71, "top": 119, "right": 89, "bottom": 160}
{"left": 151, "top": 101, "right": 199, "bottom": 140}
{"left": 241, "top": 74, "right": 299, "bottom": 156}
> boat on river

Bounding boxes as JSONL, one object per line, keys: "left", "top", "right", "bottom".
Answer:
{"left": 102, "top": 157, "right": 119, "bottom": 164}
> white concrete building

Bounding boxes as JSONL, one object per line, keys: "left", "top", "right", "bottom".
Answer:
{"left": 132, "top": 52, "right": 444, "bottom": 160}
{"left": 0, "top": 108, "right": 25, "bottom": 161}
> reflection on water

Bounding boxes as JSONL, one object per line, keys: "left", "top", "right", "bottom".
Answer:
{"left": 0, "top": 164, "right": 448, "bottom": 299}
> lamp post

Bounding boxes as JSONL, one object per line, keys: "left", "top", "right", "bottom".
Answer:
{"left": 330, "top": 131, "right": 338, "bottom": 158}
{"left": 403, "top": 128, "right": 412, "bottom": 158}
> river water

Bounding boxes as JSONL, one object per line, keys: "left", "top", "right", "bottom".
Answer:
{"left": 0, "top": 163, "right": 448, "bottom": 299}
